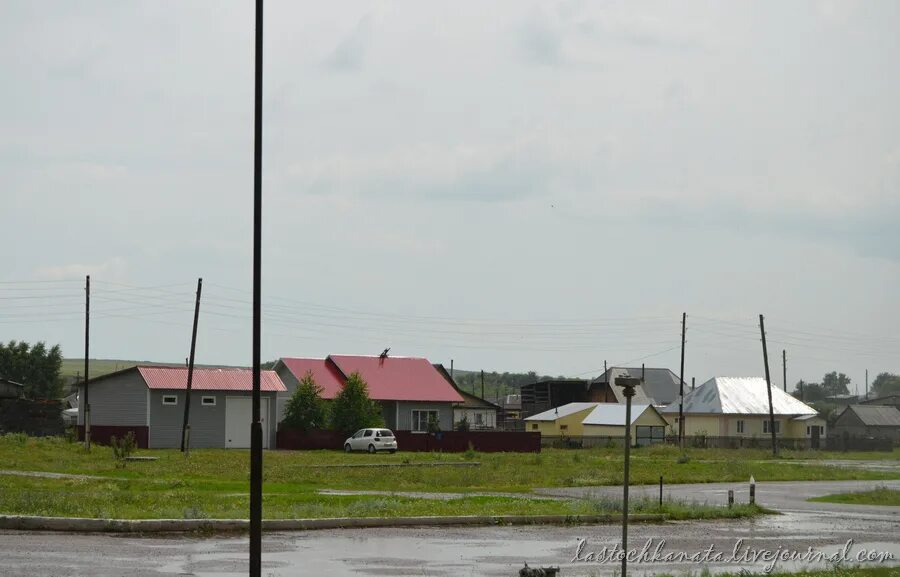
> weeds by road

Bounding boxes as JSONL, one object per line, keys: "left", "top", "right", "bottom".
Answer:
{"left": 809, "top": 486, "right": 900, "bottom": 506}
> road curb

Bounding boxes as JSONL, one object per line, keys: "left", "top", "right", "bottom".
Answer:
{"left": 0, "top": 513, "right": 666, "bottom": 533}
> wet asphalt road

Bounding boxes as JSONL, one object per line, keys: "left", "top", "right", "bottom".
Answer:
{"left": 1, "top": 480, "right": 898, "bottom": 577}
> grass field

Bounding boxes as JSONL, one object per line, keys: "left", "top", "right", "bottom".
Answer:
{"left": 809, "top": 486, "right": 900, "bottom": 506}
{"left": 0, "top": 435, "right": 897, "bottom": 521}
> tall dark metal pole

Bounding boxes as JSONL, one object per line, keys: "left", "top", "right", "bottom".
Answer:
{"left": 83, "top": 275, "right": 90, "bottom": 450}
{"left": 865, "top": 369, "right": 868, "bottom": 400}
{"left": 760, "top": 315, "right": 777, "bottom": 456}
{"left": 480, "top": 369, "right": 484, "bottom": 400}
{"left": 250, "top": 0, "right": 264, "bottom": 574}
{"left": 181, "top": 278, "right": 203, "bottom": 453}
{"left": 678, "top": 312, "right": 686, "bottom": 449}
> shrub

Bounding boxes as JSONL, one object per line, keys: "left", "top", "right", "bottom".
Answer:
{"left": 110, "top": 431, "right": 136, "bottom": 467}
{"left": 455, "top": 416, "right": 470, "bottom": 432}
{"left": 463, "top": 442, "right": 477, "bottom": 460}
{"left": 330, "top": 372, "right": 383, "bottom": 434}
{"left": 281, "top": 370, "right": 329, "bottom": 432}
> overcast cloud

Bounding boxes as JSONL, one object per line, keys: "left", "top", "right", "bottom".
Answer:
{"left": 2, "top": 1, "right": 898, "bottom": 389}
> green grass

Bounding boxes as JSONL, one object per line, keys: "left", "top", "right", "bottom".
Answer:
{"left": 0, "top": 435, "right": 895, "bottom": 521}
{"left": 0, "top": 473, "right": 765, "bottom": 521}
{"left": 809, "top": 486, "right": 900, "bottom": 506}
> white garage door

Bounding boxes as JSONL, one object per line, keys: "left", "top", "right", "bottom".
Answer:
{"left": 225, "top": 397, "right": 269, "bottom": 449}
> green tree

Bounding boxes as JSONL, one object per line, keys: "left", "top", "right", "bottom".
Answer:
{"left": 0, "top": 340, "right": 64, "bottom": 399}
{"left": 281, "top": 371, "right": 329, "bottom": 431}
{"left": 329, "top": 372, "right": 383, "bottom": 434}
{"left": 871, "top": 372, "right": 900, "bottom": 397}
{"left": 793, "top": 379, "right": 826, "bottom": 402}
{"left": 821, "top": 371, "right": 851, "bottom": 397}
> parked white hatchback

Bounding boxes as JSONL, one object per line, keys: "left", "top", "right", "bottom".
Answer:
{"left": 344, "top": 428, "right": 398, "bottom": 453}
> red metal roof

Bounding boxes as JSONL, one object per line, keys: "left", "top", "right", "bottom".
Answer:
{"left": 278, "top": 358, "right": 345, "bottom": 399}
{"left": 137, "top": 366, "right": 286, "bottom": 392}
{"left": 327, "top": 355, "right": 465, "bottom": 402}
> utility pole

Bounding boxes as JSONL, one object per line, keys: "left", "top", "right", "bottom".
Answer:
{"left": 759, "top": 314, "right": 777, "bottom": 456}
{"left": 691, "top": 377, "right": 695, "bottom": 392}
{"left": 782, "top": 349, "right": 787, "bottom": 392}
{"left": 865, "top": 369, "right": 868, "bottom": 399}
{"left": 181, "top": 278, "right": 202, "bottom": 453}
{"left": 83, "top": 275, "right": 91, "bottom": 450}
{"left": 249, "top": 0, "right": 264, "bottom": 574}
{"left": 450, "top": 359, "right": 454, "bottom": 380}
{"left": 678, "top": 312, "right": 686, "bottom": 450}
{"left": 481, "top": 369, "right": 484, "bottom": 400}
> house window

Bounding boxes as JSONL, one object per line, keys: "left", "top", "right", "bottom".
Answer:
{"left": 475, "top": 413, "right": 484, "bottom": 425}
{"left": 162, "top": 395, "right": 177, "bottom": 406}
{"left": 763, "top": 420, "right": 780, "bottom": 434}
{"left": 411, "top": 410, "right": 439, "bottom": 432}
{"left": 201, "top": 396, "right": 216, "bottom": 406}
{"left": 559, "top": 424, "right": 568, "bottom": 431}
{"left": 531, "top": 423, "right": 539, "bottom": 431}
{"left": 736, "top": 420, "right": 745, "bottom": 434}
{"left": 806, "top": 426, "right": 810, "bottom": 435}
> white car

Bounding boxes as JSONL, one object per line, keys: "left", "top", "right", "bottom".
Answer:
{"left": 344, "top": 428, "right": 398, "bottom": 453}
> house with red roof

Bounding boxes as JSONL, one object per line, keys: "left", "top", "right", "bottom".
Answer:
{"left": 274, "top": 354, "right": 465, "bottom": 432}
{"left": 77, "top": 366, "right": 285, "bottom": 449}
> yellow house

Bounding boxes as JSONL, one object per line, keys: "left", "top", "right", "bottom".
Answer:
{"left": 525, "top": 402, "right": 597, "bottom": 437}
{"left": 661, "top": 377, "right": 825, "bottom": 441}
{"left": 582, "top": 403, "right": 668, "bottom": 445}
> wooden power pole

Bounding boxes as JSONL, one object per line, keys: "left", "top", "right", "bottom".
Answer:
{"left": 782, "top": 349, "right": 787, "bottom": 392}
{"left": 760, "top": 315, "right": 777, "bottom": 456}
{"left": 180, "top": 278, "right": 203, "bottom": 453}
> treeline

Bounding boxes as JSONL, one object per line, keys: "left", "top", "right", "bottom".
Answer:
{"left": 792, "top": 370, "right": 900, "bottom": 402}
{"left": 0, "top": 340, "right": 64, "bottom": 399}
{"left": 453, "top": 370, "right": 557, "bottom": 402}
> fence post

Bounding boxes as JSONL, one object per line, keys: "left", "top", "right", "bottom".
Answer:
{"left": 749, "top": 476, "right": 756, "bottom": 505}
{"left": 728, "top": 490, "right": 734, "bottom": 508}
{"left": 659, "top": 476, "right": 663, "bottom": 508}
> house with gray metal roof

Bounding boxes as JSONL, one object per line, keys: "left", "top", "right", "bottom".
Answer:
{"left": 660, "top": 377, "right": 825, "bottom": 441}
{"left": 833, "top": 405, "right": 900, "bottom": 443}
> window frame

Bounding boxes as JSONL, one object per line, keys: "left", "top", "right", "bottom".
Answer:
{"left": 201, "top": 396, "right": 216, "bottom": 407}
{"left": 411, "top": 409, "right": 440, "bottom": 432}
{"left": 736, "top": 420, "right": 745, "bottom": 434}
{"left": 162, "top": 395, "right": 178, "bottom": 406}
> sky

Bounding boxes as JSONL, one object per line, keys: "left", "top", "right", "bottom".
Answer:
{"left": 2, "top": 1, "right": 899, "bottom": 392}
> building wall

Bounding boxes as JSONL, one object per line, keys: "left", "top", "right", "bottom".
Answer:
{"left": 665, "top": 412, "right": 823, "bottom": 438}
{"left": 77, "top": 371, "right": 147, "bottom": 427}
{"left": 525, "top": 407, "right": 596, "bottom": 437}
{"left": 787, "top": 417, "right": 826, "bottom": 438}
{"left": 453, "top": 407, "right": 497, "bottom": 429}
{"left": 388, "top": 401, "right": 454, "bottom": 431}
{"left": 147, "top": 390, "right": 279, "bottom": 449}
{"left": 274, "top": 364, "right": 301, "bottom": 425}
{"left": 583, "top": 408, "right": 669, "bottom": 438}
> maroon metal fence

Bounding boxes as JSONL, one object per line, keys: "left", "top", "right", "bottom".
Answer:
{"left": 76, "top": 425, "right": 149, "bottom": 449}
{"left": 276, "top": 428, "right": 541, "bottom": 453}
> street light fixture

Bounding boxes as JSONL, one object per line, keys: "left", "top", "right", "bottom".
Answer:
{"left": 615, "top": 375, "right": 641, "bottom": 577}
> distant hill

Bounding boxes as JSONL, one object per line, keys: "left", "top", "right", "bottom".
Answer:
{"left": 61, "top": 359, "right": 248, "bottom": 381}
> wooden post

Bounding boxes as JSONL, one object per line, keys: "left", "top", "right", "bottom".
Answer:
{"left": 760, "top": 314, "right": 777, "bottom": 456}
{"left": 180, "top": 278, "right": 203, "bottom": 453}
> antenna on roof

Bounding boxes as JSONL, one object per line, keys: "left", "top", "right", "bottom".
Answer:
{"left": 380, "top": 348, "right": 390, "bottom": 359}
